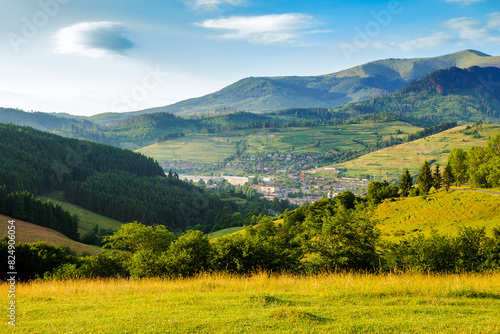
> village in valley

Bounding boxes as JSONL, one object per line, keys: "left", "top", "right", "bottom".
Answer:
{"left": 161, "top": 151, "right": 371, "bottom": 207}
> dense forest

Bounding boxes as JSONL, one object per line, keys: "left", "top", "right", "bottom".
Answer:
{"left": 330, "top": 67, "right": 500, "bottom": 125}
{"left": 0, "top": 124, "right": 292, "bottom": 236}
{"left": 0, "top": 187, "right": 79, "bottom": 239}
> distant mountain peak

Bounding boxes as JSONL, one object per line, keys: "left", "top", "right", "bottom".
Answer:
{"left": 95, "top": 50, "right": 500, "bottom": 119}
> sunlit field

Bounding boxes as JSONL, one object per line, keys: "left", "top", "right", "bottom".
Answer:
{"left": 2, "top": 272, "right": 500, "bottom": 333}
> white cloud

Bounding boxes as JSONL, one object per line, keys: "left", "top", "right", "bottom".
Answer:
{"left": 53, "top": 22, "right": 134, "bottom": 58}
{"left": 186, "top": 0, "right": 245, "bottom": 11}
{"left": 444, "top": 0, "right": 485, "bottom": 4}
{"left": 444, "top": 17, "right": 489, "bottom": 39}
{"left": 398, "top": 32, "right": 455, "bottom": 51}
{"left": 196, "top": 14, "right": 315, "bottom": 45}
{"left": 486, "top": 12, "right": 500, "bottom": 29}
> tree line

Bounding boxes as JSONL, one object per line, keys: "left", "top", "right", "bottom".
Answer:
{"left": 5, "top": 192, "right": 499, "bottom": 281}
{"left": 0, "top": 186, "right": 78, "bottom": 239}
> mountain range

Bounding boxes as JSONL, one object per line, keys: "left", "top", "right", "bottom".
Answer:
{"left": 136, "top": 49, "right": 500, "bottom": 116}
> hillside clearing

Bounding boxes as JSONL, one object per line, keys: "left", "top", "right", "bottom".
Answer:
{"left": 314, "top": 124, "right": 500, "bottom": 181}
{"left": 0, "top": 215, "right": 101, "bottom": 256}
{"left": 38, "top": 191, "right": 123, "bottom": 236}
{"left": 373, "top": 190, "right": 500, "bottom": 242}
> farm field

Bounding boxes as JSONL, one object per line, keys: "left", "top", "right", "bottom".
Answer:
{"left": 0, "top": 215, "right": 101, "bottom": 256}
{"left": 137, "top": 122, "right": 421, "bottom": 164}
{"left": 2, "top": 272, "right": 500, "bottom": 333}
{"left": 314, "top": 124, "right": 500, "bottom": 181}
{"left": 372, "top": 190, "right": 500, "bottom": 242}
{"left": 38, "top": 191, "right": 123, "bottom": 236}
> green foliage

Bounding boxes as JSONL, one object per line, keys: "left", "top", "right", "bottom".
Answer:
{"left": 367, "top": 181, "right": 399, "bottom": 204}
{"left": 417, "top": 160, "right": 433, "bottom": 195}
{"left": 0, "top": 239, "right": 76, "bottom": 280}
{"left": 102, "top": 222, "right": 175, "bottom": 254}
{"left": 0, "top": 187, "right": 79, "bottom": 240}
{"left": 433, "top": 163, "right": 442, "bottom": 190}
{"left": 443, "top": 163, "right": 454, "bottom": 191}
{"left": 333, "top": 191, "right": 357, "bottom": 209}
{"left": 399, "top": 168, "right": 413, "bottom": 197}
{"left": 449, "top": 148, "right": 468, "bottom": 186}
{"left": 312, "top": 209, "right": 380, "bottom": 270}
{"left": 381, "top": 226, "right": 500, "bottom": 273}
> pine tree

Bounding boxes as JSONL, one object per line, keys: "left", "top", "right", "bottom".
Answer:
{"left": 417, "top": 160, "right": 433, "bottom": 195}
{"left": 399, "top": 168, "right": 413, "bottom": 197}
{"left": 433, "top": 163, "right": 442, "bottom": 190}
{"left": 443, "top": 162, "right": 454, "bottom": 192}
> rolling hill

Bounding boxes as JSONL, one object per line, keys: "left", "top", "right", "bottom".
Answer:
{"left": 130, "top": 49, "right": 500, "bottom": 116}
{"left": 329, "top": 66, "right": 500, "bottom": 124}
{"left": 0, "top": 214, "right": 101, "bottom": 255}
{"left": 314, "top": 123, "right": 500, "bottom": 181}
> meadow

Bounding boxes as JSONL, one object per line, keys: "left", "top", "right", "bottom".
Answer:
{"left": 372, "top": 190, "right": 500, "bottom": 242}
{"left": 317, "top": 124, "right": 500, "bottom": 180}
{"left": 38, "top": 191, "right": 123, "bottom": 237}
{"left": 2, "top": 272, "right": 500, "bottom": 333}
{"left": 137, "top": 122, "right": 421, "bottom": 164}
{"left": 0, "top": 215, "right": 100, "bottom": 256}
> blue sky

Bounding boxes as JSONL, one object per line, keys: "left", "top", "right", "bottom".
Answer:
{"left": 1, "top": 0, "right": 499, "bottom": 116}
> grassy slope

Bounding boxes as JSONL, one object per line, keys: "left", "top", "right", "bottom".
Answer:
{"left": 373, "top": 190, "right": 500, "bottom": 242}
{"left": 38, "top": 191, "right": 123, "bottom": 236}
{"left": 0, "top": 215, "right": 101, "bottom": 255}
{"left": 137, "top": 121, "right": 421, "bottom": 164}
{"left": 2, "top": 272, "right": 499, "bottom": 333}
{"left": 208, "top": 227, "right": 245, "bottom": 239}
{"left": 315, "top": 124, "right": 500, "bottom": 180}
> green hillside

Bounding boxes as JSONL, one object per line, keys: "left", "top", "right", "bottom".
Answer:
{"left": 372, "top": 190, "right": 500, "bottom": 242}
{"left": 38, "top": 191, "right": 123, "bottom": 236}
{"left": 330, "top": 66, "right": 500, "bottom": 125}
{"left": 0, "top": 214, "right": 101, "bottom": 255}
{"left": 314, "top": 123, "right": 500, "bottom": 181}
{"left": 137, "top": 121, "right": 422, "bottom": 164}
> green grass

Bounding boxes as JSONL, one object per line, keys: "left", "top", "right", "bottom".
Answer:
{"left": 38, "top": 191, "right": 123, "bottom": 236}
{"left": 208, "top": 227, "right": 245, "bottom": 239}
{"left": 3, "top": 272, "right": 500, "bottom": 333}
{"left": 137, "top": 121, "right": 421, "bottom": 164}
{"left": 315, "top": 124, "right": 500, "bottom": 180}
{"left": 373, "top": 190, "right": 500, "bottom": 242}
{"left": 0, "top": 214, "right": 101, "bottom": 255}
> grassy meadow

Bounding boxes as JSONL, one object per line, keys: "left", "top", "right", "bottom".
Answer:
{"left": 373, "top": 190, "right": 500, "bottom": 242}
{"left": 38, "top": 191, "right": 123, "bottom": 236}
{"left": 0, "top": 215, "right": 101, "bottom": 256}
{"left": 137, "top": 122, "right": 421, "bottom": 164}
{"left": 315, "top": 124, "right": 500, "bottom": 180}
{"left": 2, "top": 272, "right": 500, "bottom": 333}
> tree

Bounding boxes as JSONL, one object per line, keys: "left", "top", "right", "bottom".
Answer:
{"left": 367, "top": 181, "right": 399, "bottom": 204}
{"left": 484, "top": 134, "right": 500, "bottom": 187}
{"left": 433, "top": 163, "right": 442, "bottom": 190}
{"left": 467, "top": 146, "right": 488, "bottom": 188}
{"left": 102, "top": 222, "right": 175, "bottom": 254}
{"left": 399, "top": 168, "right": 413, "bottom": 197}
{"left": 417, "top": 160, "right": 433, "bottom": 195}
{"left": 443, "top": 162, "right": 454, "bottom": 192}
{"left": 448, "top": 148, "right": 468, "bottom": 186}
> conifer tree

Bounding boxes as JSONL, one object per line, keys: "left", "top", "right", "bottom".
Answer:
{"left": 443, "top": 162, "right": 454, "bottom": 192}
{"left": 399, "top": 168, "right": 413, "bottom": 197}
{"left": 433, "top": 163, "right": 442, "bottom": 190}
{"left": 417, "top": 160, "right": 433, "bottom": 195}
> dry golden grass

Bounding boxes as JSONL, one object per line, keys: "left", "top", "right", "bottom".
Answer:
{"left": 0, "top": 215, "right": 101, "bottom": 255}
{"left": 1, "top": 272, "right": 500, "bottom": 333}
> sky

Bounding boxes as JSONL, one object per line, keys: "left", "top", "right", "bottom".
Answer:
{"left": 1, "top": 0, "right": 499, "bottom": 116}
